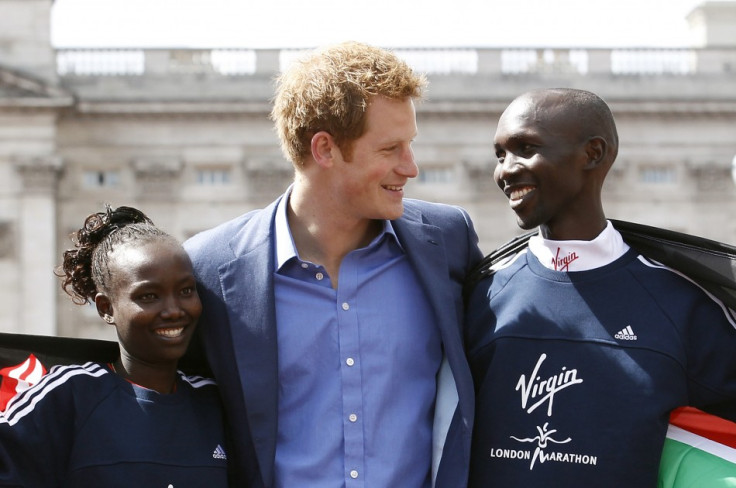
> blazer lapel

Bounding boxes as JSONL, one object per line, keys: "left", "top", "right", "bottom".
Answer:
{"left": 219, "top": 200, "right": 280, "bottom": 486}
{"left": 393, "top": 205, "right": 455, "bottom": 339}
{"left": 393, "top": 206, "right": 465, "bottom": 485}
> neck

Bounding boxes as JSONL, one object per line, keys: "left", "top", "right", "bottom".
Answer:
{"left": 113, "top": 356, "right": 178, "bottom": 394}
{"left": 288, "top": 184, "right": 382, "bottom": 288}
{"left": 540, "top": 209, "right": 607, "bottom": 241}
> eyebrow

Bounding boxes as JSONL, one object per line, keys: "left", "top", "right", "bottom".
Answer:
{"left": 496, "top": 131, "right": 539, "bottom": 147}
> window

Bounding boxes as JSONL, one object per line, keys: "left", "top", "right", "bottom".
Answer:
{"left": 639, "top": 165, "right": 676, "bottom": 184}
{"left": 196, "top": 168, "right": 232, "bottom": 185}
{"left": 418, "top": 167, "right": 454, "bottom": 184}
{"left": 83, "top": 170, "right": 120, "bottom": 188}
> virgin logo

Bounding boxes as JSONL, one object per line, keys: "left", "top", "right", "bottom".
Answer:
{"left": 516, "top": 353, "right": 583, "bottom": 416}
{"left": 552, "top": 248, "right": 579, "bottom": 271}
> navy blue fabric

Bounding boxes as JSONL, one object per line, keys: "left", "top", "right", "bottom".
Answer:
{"left": 0, "top": 363, "right": 228, "bottom": 487}
{"left": 466, "top": 248, "right": 736, "bottom": 487}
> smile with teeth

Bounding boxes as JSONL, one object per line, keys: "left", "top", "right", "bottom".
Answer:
{"left": 156, "top": 327, "right": 185, "bottom": 338}
{"left": 384, "top": 185, "right": 403, "bottom": 191}
{"left": 510, "top": 187, "right": 534, "bottom": 201}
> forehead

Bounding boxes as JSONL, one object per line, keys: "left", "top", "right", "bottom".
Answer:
{"left": 362, "top": 96, "right": 417, "bottom": 138}
{"left": 108, "top": 240, "right": 190, "bottom": 279}
{"left": 495, "top": 94, "right": 577, "bottom": 143}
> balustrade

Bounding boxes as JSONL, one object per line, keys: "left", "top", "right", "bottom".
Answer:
{"left": 55, "top": 46, "right": 736, "bottom": 78}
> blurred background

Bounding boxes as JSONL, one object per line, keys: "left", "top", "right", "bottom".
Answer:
{"left": 1, "top": 0, "right": 735, "bottom": 339}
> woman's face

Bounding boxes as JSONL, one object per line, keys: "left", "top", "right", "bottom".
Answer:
{"left": 96, "top": 239, "right": 202, "bottom": 367}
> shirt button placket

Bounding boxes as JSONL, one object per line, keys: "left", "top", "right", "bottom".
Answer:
{"left": 338, "top": 276, "right": 364, "bottom": 488}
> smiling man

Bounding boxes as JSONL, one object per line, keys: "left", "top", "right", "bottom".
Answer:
{"left": 185, "top": 41, "right": 482, "bottom": 488}
{"left": 465, "top": 88, "right": 736, "bottom": 487}
{"left": 492, "top": 89, "right": 618, "bottom": 241}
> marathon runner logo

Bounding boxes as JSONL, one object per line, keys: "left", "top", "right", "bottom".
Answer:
{"left": 503, "top": 422, "right": 597, "bottom": 470}
{"left": 488, "top": 353, "right": 596, "bottom": 470}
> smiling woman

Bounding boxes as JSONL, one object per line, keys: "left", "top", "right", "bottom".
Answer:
{"left": 0, "top": 206, "right": 229, "bottom": 487}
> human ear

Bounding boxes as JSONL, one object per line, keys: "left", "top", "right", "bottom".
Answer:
{"left": 584, "top": 136, "right": 607, "bottom": 169}
{"left": 95, "top": 293, "right": 115, "bottom": 325}
{"left": 310, "top": 131, "right": 337, "bottom": 169}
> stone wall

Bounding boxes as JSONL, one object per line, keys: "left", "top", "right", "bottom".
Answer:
{"left": 1, "top": 0, "right": 735, "bottom": 338}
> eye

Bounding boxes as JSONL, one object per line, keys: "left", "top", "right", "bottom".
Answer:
{"left": 138, "top": 292, "right": 157, "bottom": 302}
{"left": 181, "top": 286, "right": 196, "bottom": 297}
{"left": 520, "top": 143, "right": 536, "bottom": 155}
{"left": 495, "top": 151, "right": 505, "bottom": 164}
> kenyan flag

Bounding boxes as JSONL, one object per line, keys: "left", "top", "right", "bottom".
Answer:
{"left": 659, "top": 407, "right": 736, "bottom": 487}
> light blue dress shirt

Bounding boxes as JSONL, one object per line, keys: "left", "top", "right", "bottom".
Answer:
{"left": 273, "top": 193, "right": 442, "bottom": 488}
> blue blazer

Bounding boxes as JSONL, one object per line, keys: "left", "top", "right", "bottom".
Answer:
{"left": 184, "top": 194, "right": 483, "bottom": 487}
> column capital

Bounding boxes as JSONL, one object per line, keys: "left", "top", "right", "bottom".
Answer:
{"left": 13, "top": 155, "right": 63, "bottom": 193}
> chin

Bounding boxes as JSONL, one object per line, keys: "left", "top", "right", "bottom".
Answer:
{"left": 377, "top": 204, "right": 404, "bottom": 221}
{"left": 516, "top": 215, "right": 540, "bottom": 231}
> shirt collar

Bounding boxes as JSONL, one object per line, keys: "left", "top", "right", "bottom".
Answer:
{"left": 528, "top": 220, "right": 630, "bottom": 272}
{"left": 274, "top": 189, "right": 297, "bottom": 271}
{"left": 274, "top": 188, "right": 402, "bottom": 272}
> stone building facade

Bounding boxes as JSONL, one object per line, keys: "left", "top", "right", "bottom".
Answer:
{"left": 1, "top": 0, "right": 735, "bottom": 339}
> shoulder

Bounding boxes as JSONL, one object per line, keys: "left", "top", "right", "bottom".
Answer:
{"left": 400, "top": 199, "right": 482, "bottom": 262}
{"left": 2, "top": 362, "right": 110, "bottom": 425}
{"left": 465, "top": 231, "right": 534, "bottom": 299}
{"left": 178, "top": 370, "right": 218, "bottom": 390}
{"left": 184, "top": 198, "right": 281, "bottom": 272}
{"left": 184, "top": 209, "right": 261, "bottom": 257}
{"left": 403, "top": 198, "right": 473, "bottom": 224}
{"left": 629, "top": 253, "right": 713, "bottom": 295}
{"left": 630, "top": 254, "right": 736, "bottom": 320}
{"left": 470, "top": 249, "right": 529, "bottom": 294}
{"left": 177, "top": 372, "right": 223, "bottom": 407}
{"left": 184, "top": 195, "right": 283, "bottom": 251}
{"left": 400, "top": 199, "right": 478, "bottom": 241}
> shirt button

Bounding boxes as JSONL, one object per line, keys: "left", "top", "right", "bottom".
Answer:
{"left": 300, "top": 262, "right": 308, "bottom": 269}
{"left": 341, "top": 302, "right": 349, "bottom": 311}
{"left": 350, "top": 470, "right": 359, "bottom": 479}
{"left": 315, "top": 272, "right": 324, "bottom": 281}
{"left": 346, "top": 357, "right": 355, "bottom": 366}
{"left": 349, "top": 413, "right": 357, "bottom": 422}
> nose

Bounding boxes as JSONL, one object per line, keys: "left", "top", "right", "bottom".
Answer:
{"left": 397, "top": 145, "right": 418, "bottom": 178}
{"left": 160, "top": 296, "right": 185, "bottom": 319}
{"left": 494, "top": 152, "right": 519, "bottom": 189}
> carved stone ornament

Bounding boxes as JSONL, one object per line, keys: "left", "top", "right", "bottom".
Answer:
{"left": 13, "top": 156, "right": 63, "bottom": 192}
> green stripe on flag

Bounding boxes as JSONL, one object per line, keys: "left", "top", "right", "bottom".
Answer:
{"left": 659, "top": 426, "right": 736, "bottom": 487}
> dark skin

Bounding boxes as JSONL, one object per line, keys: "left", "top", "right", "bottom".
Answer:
{"left": 94, "top": 240, "right": 202, "bottom": 394}
{"left": 493, "top": 90, "right": 616, "bottom": 241}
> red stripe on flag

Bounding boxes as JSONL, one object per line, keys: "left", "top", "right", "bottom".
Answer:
{"left": 0, "top": 354, "right": 47, "bottom": 411}
{"left": 669, "top": 406, "right": 736, "bottom": 449}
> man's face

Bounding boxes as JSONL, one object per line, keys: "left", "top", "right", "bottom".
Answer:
{"left": 492, "top": 95, "right": 591, "bottom": 236}
{"left": 333, "top": 96, "right": 419, "bottom": 222}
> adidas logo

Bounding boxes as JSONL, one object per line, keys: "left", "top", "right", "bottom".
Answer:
{"left": 614, "top": 325, "right": 637, "bottom": 341}
{"left": 212, "top": 444, "right": 227, "bottom": 460}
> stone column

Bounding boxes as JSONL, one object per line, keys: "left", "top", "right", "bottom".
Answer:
{"left": 14, "top": 155, "right": 62, "bottom": 336}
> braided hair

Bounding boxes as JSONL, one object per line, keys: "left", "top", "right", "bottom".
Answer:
{"left": 57, "top": 205, "right": 175, "bottom": 305}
